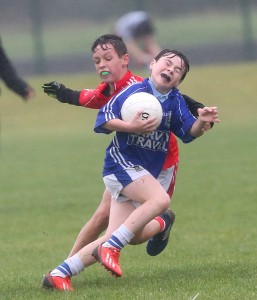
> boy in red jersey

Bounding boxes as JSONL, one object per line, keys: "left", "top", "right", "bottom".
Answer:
{"left": 42, "top": 46, "right": 219, "bottom": 292}
{"left": 42, "top": 34, "right": 206, "bottom": 261}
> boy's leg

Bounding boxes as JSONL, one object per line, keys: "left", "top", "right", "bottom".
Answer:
{"left": 52, "top": 200, "right": 131, "bottom": 272}
{"left": 92, "top": 198, "right": 136, "bottom": 277}
{"left": 126, "top": 165, "right": 177, "bottom": 255}
{"left": 130, "top": 209, "right": 175, "bottom": 245}
{"left": 146, "top": 164, "right": 178, "bottom": 256}
{"left": 42, "top": 197, "right": 135, "bottom": 290}
{"left": 69, "top": 165, "right": 178, "bottom": 257}
{"left": 93, "top": 174, "right": 170, "bottom": 276}
{"left": 68, "top": 189, "right": 111, "bottom": 257}
{"left": 43, "top": 174, "right": 171, "bottom": 290}
{"left": 121, "top": 174, "right": 170, "bottom": 232}
{"left": 43, "top": 234, "right": 109, "bottom": 291}
{"left": 67, "top": 165, "right": 177, "bottom": 261}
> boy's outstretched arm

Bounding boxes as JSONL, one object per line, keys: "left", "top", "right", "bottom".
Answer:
{"left": 189, "top": 107, "right": 220, "bottom": 138}
{"left": 42, "top": 81, "right": 81, "bottom": 106}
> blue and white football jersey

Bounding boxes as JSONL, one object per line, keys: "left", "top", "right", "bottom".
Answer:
{"left": 94, "top": 78, "right": 197, "bottom": 179}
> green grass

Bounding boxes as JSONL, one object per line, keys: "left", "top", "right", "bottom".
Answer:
{"left": 0, "top": 62, "right": 257, "bottom": 299}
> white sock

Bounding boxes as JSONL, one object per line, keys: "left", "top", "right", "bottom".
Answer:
{"left": 50, "top": 254, "right": 84, "bottom": 278}
{"left": 103, "top": 224, "right": 135, "bottom": 249}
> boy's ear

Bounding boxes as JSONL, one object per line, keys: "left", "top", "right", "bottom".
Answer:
{"left": 122, "top": 54, "right": 130, "bottom": 66}
{"left": 149, "top": 59, "right": 156, "bottom": 70}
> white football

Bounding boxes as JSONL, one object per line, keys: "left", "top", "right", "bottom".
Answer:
{"left": 121, "top": 92, "right": 163, "bottom": 128}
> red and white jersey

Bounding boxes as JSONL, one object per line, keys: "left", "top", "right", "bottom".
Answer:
{"left": 79, "top": 70, "right": 142, "bottom": 109}
{"left": 79, "top": 70, "right": 179, "bottom": 169}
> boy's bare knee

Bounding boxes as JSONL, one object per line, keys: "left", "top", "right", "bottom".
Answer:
{"left": 159, "top": 193, "right": 170, "bottom": 212}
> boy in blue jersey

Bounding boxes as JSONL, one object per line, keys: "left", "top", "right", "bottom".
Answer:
{"left": 42, "top": 49, "right": 219, "bottom": 291}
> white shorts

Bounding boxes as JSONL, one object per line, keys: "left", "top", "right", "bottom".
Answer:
{"left": 157, "top": 165, "right": 175, "bottom": 195}
{"left": 103, "top": 166, "right": 175, "bottom": 204}
{"left": 103, "top": 167, "right": 149, "bottom": 204}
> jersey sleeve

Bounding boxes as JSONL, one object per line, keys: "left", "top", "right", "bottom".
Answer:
{"left": 94, "top": 96, "right": 122, "bottom": 134}
{"left": 182, "top": 94, "right": 204, "bottom": 116}
{"left": 182, "top": 94, "right": 214, "bottom": 129}
{"left": 169, "top": 94, "right": 197, "bottom": 143}
{"left": 94, "top": 83, "right": 141, "bottom": 134}
{"left": 79, "top": 82, "right": 109, "bottom": 109}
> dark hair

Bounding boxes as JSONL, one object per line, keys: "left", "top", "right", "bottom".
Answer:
{"left": 91, "top": 34, "right": 128, "bottom": 58}
{"left": 154, "top": 49, "right": 190, "bottom": 82}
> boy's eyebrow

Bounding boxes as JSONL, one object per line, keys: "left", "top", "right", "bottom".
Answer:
{"left": 93, "top": 49, "right": 114, "bottom": 57}
{"left": 164, "top": 56, "right": 184, "bottom": 71}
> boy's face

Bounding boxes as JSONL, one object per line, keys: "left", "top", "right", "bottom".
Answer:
{"left": 149, "top": 54, "right": 186, "bottom": 94}
{"left": 92, "top": 44, "right": 129, "bottom": 83}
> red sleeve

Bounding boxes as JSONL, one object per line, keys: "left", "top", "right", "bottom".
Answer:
{"left": 79, "top": 83, "right": 110, "bottom": 109}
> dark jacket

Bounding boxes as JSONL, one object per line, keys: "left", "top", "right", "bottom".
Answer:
{"left": 0, "top": 38, "right": 30, "bottom": 99}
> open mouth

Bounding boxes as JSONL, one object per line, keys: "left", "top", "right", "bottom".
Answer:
{"left": 101, "top": 71, "right": 110, "bottom": 76}
{"left": 161, "top": 73, "right": 171, "bottom": 82}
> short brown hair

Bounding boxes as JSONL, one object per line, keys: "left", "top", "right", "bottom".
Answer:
{"left": 91, "top": 34, "right": 128, "bottom": 58}
{"left": 154, "top": 49, "right": 190, "bottom": 82}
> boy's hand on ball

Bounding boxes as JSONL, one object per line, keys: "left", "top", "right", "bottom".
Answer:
{"left": 128, "top": 111, "right": 158, "bottom": 133}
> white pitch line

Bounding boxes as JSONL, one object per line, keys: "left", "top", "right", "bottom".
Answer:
{"left": 190, "top": 293, "right": 200, "bottom": 300}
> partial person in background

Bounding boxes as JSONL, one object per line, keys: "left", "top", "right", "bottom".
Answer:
{"left": 114, "top": 11, "right": 161, "bottom": 67}
{"left": 0, "top": 37, "right": 34, "bottom": 101}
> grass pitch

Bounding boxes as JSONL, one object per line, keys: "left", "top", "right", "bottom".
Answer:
{"left": 0, "top": 62, "right": 256, "bottom": 299}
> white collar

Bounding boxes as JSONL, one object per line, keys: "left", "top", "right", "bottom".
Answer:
{"left": 148, "top": 78, "right": 170, "bottom": 103}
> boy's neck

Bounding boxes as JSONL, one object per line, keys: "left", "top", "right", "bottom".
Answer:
{"left": 148, "top": 78, "right": 172, "bottom": 100}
